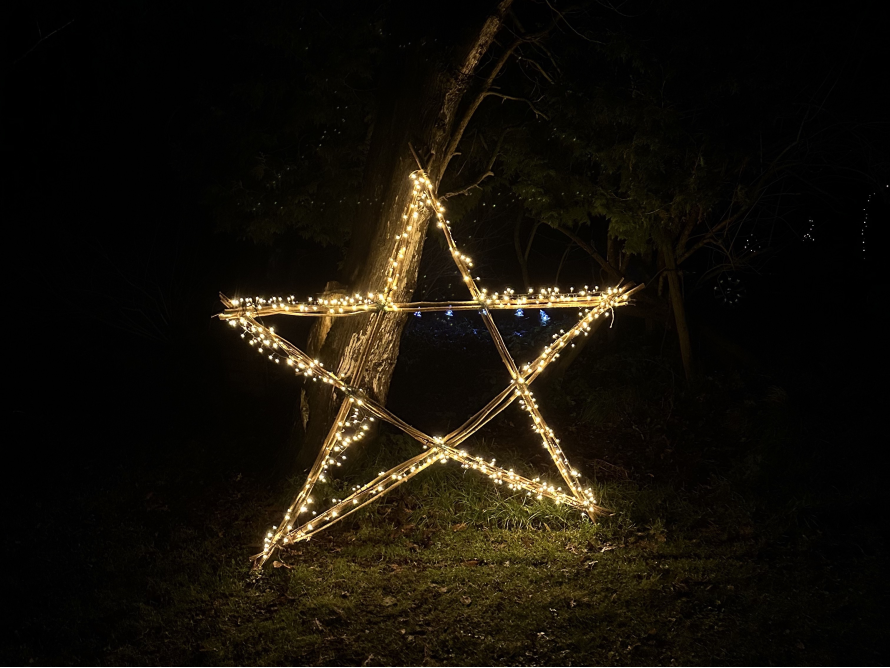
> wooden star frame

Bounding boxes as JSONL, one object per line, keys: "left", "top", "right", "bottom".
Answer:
{"left": 218, "top": 170, "right": 641, "bottom": 569}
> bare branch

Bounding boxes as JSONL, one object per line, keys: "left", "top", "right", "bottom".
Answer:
{"left": 13, "top": 19, "right": 74, "bottom": 64}
{"left": 441, "top": 171, "right": 494, "bottom": 199}
{"left": 532, "top": 42, "right": 562, "bottom": 78}
{"left": 544, "top": 0, "right": 601, "bottom": 43}
{"left": 677, "top": 141, "right": 802, "bottom": 264}
{"left": 442, "top": 20, "right": 555, "bottom": 176}
{"left": 441, "top": 129, "right": 510, "bottom": 199}
{"left": 427, "top": 0, "right": 514, "bottom": 185}
{"left": 547, "top": 223, "right": 622, "bottom": 280}
{"left": 524, "top": 221, "right": 541, "bottom": 264}
{"left": 442, "top": 37, "right": 525, "bottom": 175}
{"left": 485, "top": 91, "right": 549, "bottom": 119}
{"left": 698, "top": 249, "right": 768, "bottom": 284}
{"left": 517, "top": 54, "right": 555, "bottom": 84}
{"left": 677, "top": 208, "right": 747, "bottom": 265}
{"left": 554, "top": 241, "right": 574, "bottom": 285}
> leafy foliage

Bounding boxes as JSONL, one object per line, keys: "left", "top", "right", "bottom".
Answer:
{"left": 491, "top": 14, "right": 795, "bottom": 263}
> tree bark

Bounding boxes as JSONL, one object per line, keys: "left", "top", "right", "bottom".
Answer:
{"left": 295, "top": 1, "right": 514, "bottom": 472}
{"left": 662, "top": 244, "right": 694, "bottom": 381}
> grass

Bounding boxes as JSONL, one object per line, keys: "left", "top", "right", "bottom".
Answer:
{"left": 4, "top": 336, "right": 887, "bottom": 665}
{"left": 6, "top": 449, "right": 885, "bottom": 666}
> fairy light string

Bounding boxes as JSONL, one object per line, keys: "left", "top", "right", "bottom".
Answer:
{"left": 218, "top": 170, "right": 642, "bottom": 568}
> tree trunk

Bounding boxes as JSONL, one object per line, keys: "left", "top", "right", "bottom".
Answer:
{"left": 662, "top": 244, "right": 694, "bottom": 381}
{"left": 295, "top": 1, "right": 514, "bottom": 472}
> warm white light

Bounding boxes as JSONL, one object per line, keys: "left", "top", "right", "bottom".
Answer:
{"left": 219, "top": 170, "right": 640, "bottom": 568}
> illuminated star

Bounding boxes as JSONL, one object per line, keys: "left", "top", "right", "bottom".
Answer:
{"left": 218, "top": 170, "right": 641, "bottom": 569}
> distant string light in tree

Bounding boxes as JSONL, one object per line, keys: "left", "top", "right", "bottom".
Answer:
{"left": 218, "top": 170, "right": 642, "bottom": 569}
{"left": 861, "top": 188, "right": 887, "bottom": 261}
{"left": 803, "top": 219, "right": 815, "bottom": 242}
{"left": 743, "top": 231, "right": 761, "bottom": 254}
{"left": 862, "top": 194, "right": 871, "bottom": 260}
{"left": 861, "top": 186, "right": 888, "bottom": 261}
{"left": 713, "top": 276, "right": 746, "bottom": 306}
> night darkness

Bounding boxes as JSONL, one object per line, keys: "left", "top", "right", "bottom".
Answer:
{"left": 4, "top": 0, "right": 889, "bottom": 665}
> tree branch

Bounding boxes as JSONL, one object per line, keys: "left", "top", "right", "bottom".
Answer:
{"left": 531, "top": 42, "right": 562, "bottom": 78}
{"left": 677, "top": 150, "right": 798, "bottom": 265}
{"left": 441, "top": 171, "right": 494, "bottom": 199}
{"left": 524, "top": 221, "right": 541, "bottom": 265}
{"left": 13, "top": 19, "right": 74, "bottom": 64}
{"left": 456, "top": 0, "right": 516, "bottom": 81}
{"left": 677, "top": 209, "right": 746, "bottom": 265}
{"left": 442, "top": 22, "right": 554, "bottom": 176}
{"left": 543, "top": 0, "right": 601, "bottom": 43}
{"left": 429, "top": 0, "right": 514, "bottom": 184}
{"left": 548, "top": 224, "right": 622, "bottom": 280}
{"left": 517, "top": 54, "right": 555, "bottom": 84}
{"left": 698, "top": 249, "right": 768, "bottom": 284}
{"left": 554, "top": 241, "right": 573, "bottom": 285}
{"left": 441, "top": 129, "right": 510, "bottom": 199}
{"left": 442, "top": 37, "right": 524, "bottom": 176}
{"left": 485, "top": 91, "right": 549, "bottom": 119}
